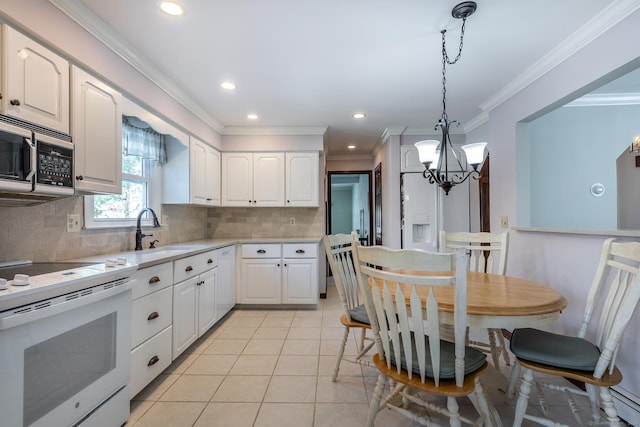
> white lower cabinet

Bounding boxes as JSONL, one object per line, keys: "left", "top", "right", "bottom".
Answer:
{"left": 282, "top": 258, "right": 318, "bottom": 304}
{"left": 128, "top": 246, "right": 237, "bottom": 399}
{"left": 130, "top": 327, "right": 172, "bottom": 398}
{"left": 239, "top": 242, "right": 319, "bottom": 305}
{"left": 130, "top": 261, "right": 174, "bottom": 399}
{"left": 172, "top": 250, "right": 218, "bottom": 360}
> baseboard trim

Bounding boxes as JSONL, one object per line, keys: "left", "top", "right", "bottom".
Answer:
{"left": 611, "top": 386, "right": 640, "bottom": 426}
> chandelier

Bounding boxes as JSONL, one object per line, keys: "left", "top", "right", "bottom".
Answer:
{"left": 414, "top": 1, "right": 487, "bottom": 195}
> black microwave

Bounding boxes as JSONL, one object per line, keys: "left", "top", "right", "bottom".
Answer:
{"left": 0, "top": 119, "right": 73, "bottom": 205}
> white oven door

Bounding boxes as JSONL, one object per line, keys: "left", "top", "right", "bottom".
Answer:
{"left": 0, "top": 283, "right": 132, "bottom": 427}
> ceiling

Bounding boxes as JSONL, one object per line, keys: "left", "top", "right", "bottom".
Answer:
{"left": 51, "top": 0, "right": 633, "bottom": 158}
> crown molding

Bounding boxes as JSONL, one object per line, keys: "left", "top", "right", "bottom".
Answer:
{"left": 479, "top": 0, "right": 640, "bottom": 113}
{"left": 564, "top": 92, "right": 640, "bottom": 107}
{"left": 326, "top": 154, "right": 375, "bottom": 161}
{"left": 222, "top": 126, "right": 327, "bottom": 136}
{"left": 463, "top": 111, "right": 489, "bottom": 133}
{"left": 48, "top": 0, "right": 225, "bottom": 133}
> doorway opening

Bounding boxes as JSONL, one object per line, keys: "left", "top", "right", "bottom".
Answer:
{"left": 327, "top": 171, "right": 372, "bottom": 246}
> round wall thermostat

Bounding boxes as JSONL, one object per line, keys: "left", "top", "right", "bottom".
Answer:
{"left": 590, "top": 183, "right": 605, "bottom": 197}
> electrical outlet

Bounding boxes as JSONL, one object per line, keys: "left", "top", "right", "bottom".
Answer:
{"left": 67, "top": 214, "right": 82, "bottom": 232}
{"left": 289, "top": 218, "right": 296, "bottom": 225}
{"left": 162, "top": 215, "right": 169, "bottom": 226}
{"left": 500, "top": 216, "right": 509, "bottom": 228}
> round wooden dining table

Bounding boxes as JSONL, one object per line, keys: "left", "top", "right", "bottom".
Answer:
{"left": 371, "top": 270, "right": 568, "bottom": 329}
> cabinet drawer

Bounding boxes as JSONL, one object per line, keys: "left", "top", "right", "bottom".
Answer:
{"left": 200, "top": 250, "right": 218, "bottom": 270}
{"left": 241, "top": 244, "right": 281, "bottom": 258}
{"left": 131, "top": 287, "right": 173, "bottom": 348}
{"left": 130, "top": 326, "right": 172, "bottom": 399}
{"left": 174, "top": 250, "right": 218, "bottom": 283}
{"left": 283, "top": 243, "right": 317, "bottom": 258}
{"left": 174, "top": 254, "right": 202, "bottom": 282}
{"left": 132, "top": 262, "right": 173, "bottom": 300}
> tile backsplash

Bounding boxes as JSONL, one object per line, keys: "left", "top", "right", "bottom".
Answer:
{"left": 0, "top": 196, "right": 208, "bottom": 263}
{"left": 0, "top": 197, "right": 324, "bottom": 263}
{"left": 207, "top": 207, "right": 324, "bottom": 238}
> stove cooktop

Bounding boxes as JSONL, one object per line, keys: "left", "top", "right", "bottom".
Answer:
{"left": 0, "top": 261, "right": 101, "bottom": 280}
{"left": 0, "top": 260, "right": 137, "bottom": 312}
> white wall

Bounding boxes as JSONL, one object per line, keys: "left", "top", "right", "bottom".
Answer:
{"left": 375, "top": 134, "right": 401, "bottom": 247}
{"left": 488, "top": 8, "right": 640, "bottom": 411}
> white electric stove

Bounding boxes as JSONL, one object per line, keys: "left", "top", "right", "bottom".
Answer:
{"left": 0, "top": 259, "right": 137, "bottom": 427}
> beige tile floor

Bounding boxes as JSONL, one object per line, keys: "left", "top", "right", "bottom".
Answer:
{"left": 128, "top": 284, "right": 616, "bottom": 427}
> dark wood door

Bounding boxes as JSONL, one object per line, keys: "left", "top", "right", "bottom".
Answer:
{"left": 374, "top": 163, "right": 382, "bottom": 245}
{"left": 479, "top": 155, "right": 490, "bottom": 232}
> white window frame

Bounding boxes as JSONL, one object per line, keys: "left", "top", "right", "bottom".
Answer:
{"left": 83, "top": 158, "right": 162, "bottom": 229}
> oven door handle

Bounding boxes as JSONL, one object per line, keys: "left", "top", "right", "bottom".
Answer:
{"left": 0, "top": 279, "right": 135, "bottom": 330}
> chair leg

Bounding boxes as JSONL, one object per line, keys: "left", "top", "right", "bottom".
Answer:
{"left": 513, "top": 367, "right": 534, "bottom": 427}
{"left": 599, "top": 385, "right": 621, "bottom": 425}
{"left": 331, "top": 325, "right": 350, "bottom": 382}
{"left": 366, "top": 372, "right": 387, "bottom": 427}
{"left": 494, "top": 329, "right": 511, "bottom": 366}
{"left": 472, "top": 376, "right": 504, "bottom": 427}
{"left": 447, "top": 396, "right": 462, "bottom": 427}
{"left": 358, "top": 327, "right": 366, "bottom": 353}
{"left": 585, "top": 383, "right": 602, "bottom": 423}
{"left": 487, "top": 328, "right": 501, "bottom": 368}
{"left": 506, "top": 360, "right": 521, "bottom": 399}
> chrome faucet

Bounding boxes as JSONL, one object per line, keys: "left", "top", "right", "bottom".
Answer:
{"left": 135, "top": 208, "right": 161, "bottom": 251}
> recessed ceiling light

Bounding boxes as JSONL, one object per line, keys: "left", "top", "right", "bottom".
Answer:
{"left": 247, "top": 114, "right": 259, "bottom": 120}
{"left": 348, "top": 145, "right": 356, "bottom": 150}
{"left": 159, "top": 1, "right": 184, "bottom": 16}
{"left": 353, "top": 113, "right": 366, "bottom": 119}
{"left": 221, "top": 81, "right": 236, "bottom": 90}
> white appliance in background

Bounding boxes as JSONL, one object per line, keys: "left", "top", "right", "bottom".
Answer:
{"left": 0, "top": 261, "right": 137, "bottom": 427}
{"left": 401, "top": 172, "right": 470, "bottom": 251}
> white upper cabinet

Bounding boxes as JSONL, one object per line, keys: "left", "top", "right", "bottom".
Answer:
{"left": 2, "top": 26, "right": 69, "bottom": 133}
{"left": 222, "top": 152, "right": 319, "bottom": 207}
{"left": 71, "top": 66, "right": 122, "bottom": 194}
{"left": 221, "top": 152, "right": 253, "bottom": 206}
{"left": 285, "top": 152, "right": 319, "bottom": 207}
{"left": 190, "top": 137, "right": 220, "bottom": 206}
{"left": 221, "top": 152, "right": 284, "bottom": 207}
{"left": 163, "top": 135, "right": 220, "bottom": 206}
{"left": 253, "top": 152, "right": 285, "bottom": 206}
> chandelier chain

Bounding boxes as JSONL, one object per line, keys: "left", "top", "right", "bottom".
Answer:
{"left": 440, "top": 17, "right": 467, "bottom": 120}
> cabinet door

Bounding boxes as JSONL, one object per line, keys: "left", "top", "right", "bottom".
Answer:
{"left": 189, "top": 137, "right": 208, "bottom": 204}
{"left": 207, "top": 147, "right": 221, "bottom": 206}
{"left": 285, "top": 152, "right": 319, "bottom": 207}
{"left": 221, "top": 152, "right": 253, "bottom": 206}
{"left": 253, "top": 152, "right": 284, "bottom": 206}
{"left": 172, "top": 277, "right": 198, "bottom": 359}
{"left": 3, "top": 26, "right": 69, "bottom": 133}
{"left": 282, "top": 258, "right": 318, "bottom": 304}
{"left": 198, "top": 268, "right": 217, "bottom": 336}
{"left": 240, "top": 258, "right": 281, "bottom": 304}
{"left": 216, "top": 246, "right": 236, "bottom": 317}
{"left": 71, "top": 66, "right": 122, "bottom": 194}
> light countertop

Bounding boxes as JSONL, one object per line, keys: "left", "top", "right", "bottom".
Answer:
{"left": 75, "top": 237, "right": 322, "bottom": 269}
